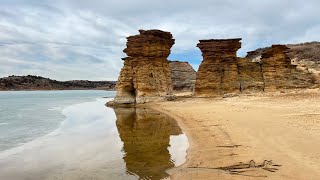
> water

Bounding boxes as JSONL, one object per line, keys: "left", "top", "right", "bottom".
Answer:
{"left": 0, "top": 91, "right": 188, "bottom": 180}
{"left": 0, "top": 90, "right": 116, "bottom": 151}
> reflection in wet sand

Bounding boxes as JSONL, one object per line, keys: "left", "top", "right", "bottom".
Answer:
{"left": 0, "top": 99, "right": 188, "bottom": 180}
{"left": 114, "top": 107, "right": 183, "bottom": 180}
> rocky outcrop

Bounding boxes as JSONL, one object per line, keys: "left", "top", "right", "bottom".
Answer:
{"left": 195, "top": 40, "right": 317, "bottom": 96}
{"left": 261, "top": 45, "right": 316, "bottom": 90}
{"left": 0, "top": 75, "right": 116, "bottom": 91}
{"left": 113, "top": 107, "right": 182, "bottom": 179}
{"left": 195, "top": 39, "right": 242, "bottom": 96}
{"left": 246, "top": 42, "right": 320, "bottom": 85}
{"left": 170, "top": 61, "right": 196, "bottom": 92}
{"left": 260, "top": 45, "right": 292, "bottom": 91}
{"left": 111, "top": 30, "right": 174, "bottom": 106}
{"left": 238, "top": 58, "right": 264, "bottom": 92}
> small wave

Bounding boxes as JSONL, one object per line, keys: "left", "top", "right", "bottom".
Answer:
{"left": 0, "top": 123, "right": 8, "bottom": 126}
{"left": 48, "top": 107, "right": 63, "bottom": 111}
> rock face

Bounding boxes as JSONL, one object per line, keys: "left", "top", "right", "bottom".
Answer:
{"left": 260, "top": 45, "right": 292, "bottom": 91}
{"left": 170, "top": 61, "right": 196, "bottom": 92}
{"left": 113, "top": 107, "right": 182, "bottom": 179}
{"left": 238, "top": 58, "right": 264, "bottom": 92}
{"left": 195, "top": 39, "right": 242, "bottom": 96}
{"left": 246, "top": 42, "right": 320, "bottom": 85}
{"left": 261, "top": 45, "right": 316, "bottom": 90}
{"left": 113, "top": 30, "right": 175, "bottom": 105}
{"left": 195, "top": 40, "right": 317, "bottom": 96}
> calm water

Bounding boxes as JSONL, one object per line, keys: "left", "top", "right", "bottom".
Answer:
{"left": 0, "top": 90, "right": 188, "bottom": 180}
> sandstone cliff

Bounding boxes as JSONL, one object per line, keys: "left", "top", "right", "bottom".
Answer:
{"left": 195, "top": 39, "right": 318, "bottom": 96}
{"left": 246, "top": 42, "right": 320, "bottom": 86}
{"left": 112, "top": 30, "right": 174, "bottom": 105}
{"left": 170, "top": 61, "right": 196, "bottom": 92}
{"left": 238, "top": 58, "right": 264, "bottom": 92}
{"left": 261, "top": 45, "right": 316, "bottom": 91}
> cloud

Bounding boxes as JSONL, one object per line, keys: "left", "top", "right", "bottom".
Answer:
{"left": 0, "top": 0, "right": 320, "bottom": 80}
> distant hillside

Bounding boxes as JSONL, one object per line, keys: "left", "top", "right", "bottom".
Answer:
{"left": 246, "top": 42, "right": 320, "bottom": 77}
{"left": 287, "top": 42, "right": 320, "bottom": 72}
{"left": 0, "top": 75, "right": 116, "bottom": 91}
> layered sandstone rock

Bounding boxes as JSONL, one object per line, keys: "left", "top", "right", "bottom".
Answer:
{"left": 113, "top": 107, "right": 182, "bottom": 179}
{"left": 195, "top": 40, "right": 317, "bottom": 96}
{"left": 261, "top": 45, "right": 316, "bottom": 91}
{"left": 195, "top": 39, "right": 241, "bottom": 96}
{"left": 238, "top": 58, "right": 264, "bottom": 92}
{"left": 170, "top": 61, "right": 196, "bottom": 92}
{"left": 112, "top": 30, "right": 174, "bottom": 105}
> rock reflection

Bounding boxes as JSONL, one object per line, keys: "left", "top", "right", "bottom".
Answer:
{"left": 113, "top": 107, "right": 183, "bottom": 180}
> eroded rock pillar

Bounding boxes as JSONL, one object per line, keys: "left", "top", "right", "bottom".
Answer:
{"left": 195, "top": 39, "right": 242, "bottom": 96}
{"left": 112, "top": 30, "right": 175, "bottom": 106}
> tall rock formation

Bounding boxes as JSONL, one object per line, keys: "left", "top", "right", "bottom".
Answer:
{"left": 195, "top": 40, "right": 317, "bottom": 96}
{"left": 112, "top": 30, "right": 175, "bottom": 105}
{"left": 195, "top": 39, "right": 242, "bottom": 96}
{"left": 261, "top": 45, "right": 316, "bottom": 91}
{"left": 170, "top": 61, "right": 197, "bottom": 92}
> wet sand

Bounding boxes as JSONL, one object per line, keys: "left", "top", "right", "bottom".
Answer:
{"left": 147, "top": 90, "right": 320, "bottom": 179}
{"left": 0, "top": 97, "right": 188, "bottom": 180}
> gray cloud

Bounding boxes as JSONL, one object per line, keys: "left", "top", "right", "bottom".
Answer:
{"left": 0, "top": 0, "right": 320, "bottom": 80}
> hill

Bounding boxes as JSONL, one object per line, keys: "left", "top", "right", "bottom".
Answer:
{"left": 0, "top": 75, "right": 116, "bottom": 91}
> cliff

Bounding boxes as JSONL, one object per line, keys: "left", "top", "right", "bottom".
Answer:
{"left": 111, "top": 29, "right": 174, "bottom": 106}
{"left": 261, "top": 45, "right": 315, "bottom": 90}
{"left": 195, "top": 39, "right": 318, "bottom": 96}
{"left": 0, "top": 75, "right": 116, "bottom": 91}
{"left": 246, "top": 42, "right": 320, "bottom": 85}
{"left": 170, "top": 61, "right": 196, "bottom": 92}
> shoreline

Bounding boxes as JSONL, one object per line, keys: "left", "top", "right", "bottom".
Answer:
{"left": 144, "top": 90, "right": 320, "bottom": 179}
{"left": 0, "top": 89, "right": 115, "bottom": 91}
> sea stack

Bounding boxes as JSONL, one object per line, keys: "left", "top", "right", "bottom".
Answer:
{"left": 195, "top": 39, "right": 242, "bottom": 96}
{"left": 109, "top": 29, "right": 175, "bottom": 106}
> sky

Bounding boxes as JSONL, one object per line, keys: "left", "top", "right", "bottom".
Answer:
{"left": 0, "top": 0, "right": 320, "bottom": 81}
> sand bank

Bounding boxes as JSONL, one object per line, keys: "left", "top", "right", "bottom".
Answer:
{"left": 146, "top": 90, "right": 320, "bottom": 179}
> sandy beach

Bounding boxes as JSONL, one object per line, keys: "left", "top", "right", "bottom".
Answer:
{"left": 146, "top": 90, "right": 320, "bottom": 179}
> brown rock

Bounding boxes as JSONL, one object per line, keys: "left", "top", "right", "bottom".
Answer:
{"left": 261, "top": 45, "right": 316, "bottom": 91}
{"left": 238, "top": 58, "right": 264, "bottom": 92}
{"left": 169, "top": 61, "right": 196, "bottom": 92}
{"left": 112, "top": 29, "right": 175, "bottom": 105}
{"left": 195, "top": 39, "right": 242, "bottom": 96}
{"left": 195, "top": 41, "right": 317, "bottom": 95}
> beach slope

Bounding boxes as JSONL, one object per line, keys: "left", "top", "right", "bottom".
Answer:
{"left": 148, "top": 90, "right": 320, "bottom": 179}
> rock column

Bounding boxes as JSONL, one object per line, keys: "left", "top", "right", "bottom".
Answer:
{"left": 112, "top": 30, "right": 175, "bottom": 105}
{"left": 195, "top": 39, "right": 242, "bottom": 96}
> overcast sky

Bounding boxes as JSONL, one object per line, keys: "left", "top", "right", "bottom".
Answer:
{"left": 1, "top": 0, "right": 320, "bottom": 80}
